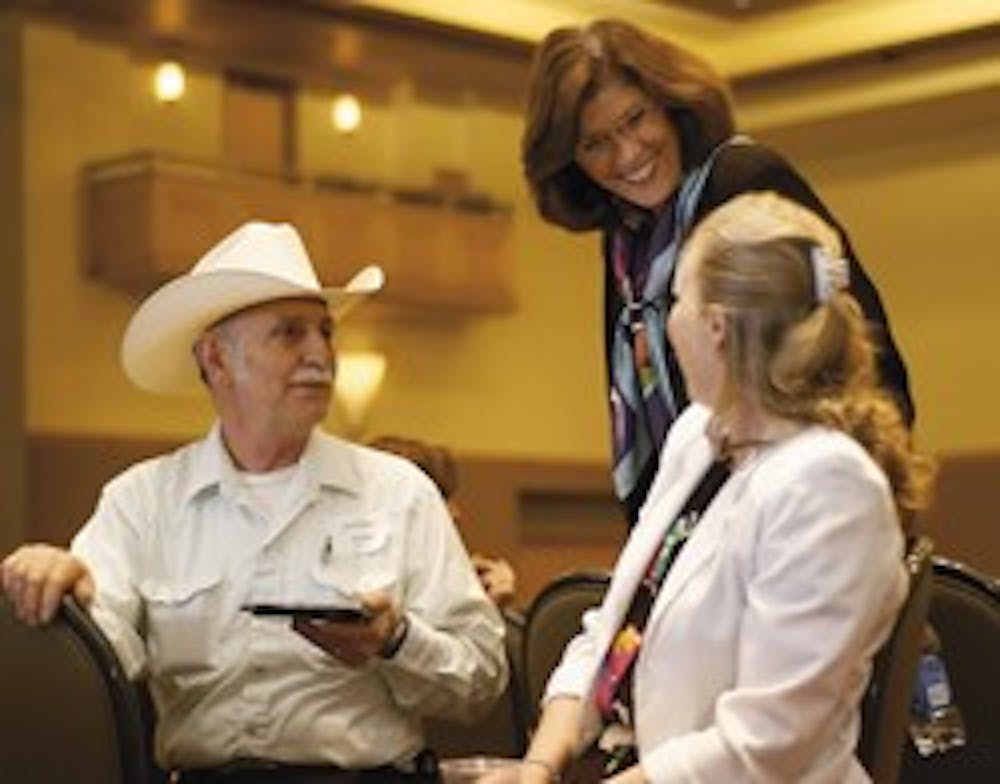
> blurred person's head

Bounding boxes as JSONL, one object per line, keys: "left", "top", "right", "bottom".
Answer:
{"left": 368, "top": 436, "right": 462, "bottom": 522}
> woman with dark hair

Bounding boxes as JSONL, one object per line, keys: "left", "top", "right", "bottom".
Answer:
{"left": 522, "top": 18, "right": 913, "bottom": 524}
{"left": 485, "top": 193, "right": 933, "bottom": 784}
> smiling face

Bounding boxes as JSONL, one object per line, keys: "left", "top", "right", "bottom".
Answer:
{"left": 207, "top": 297, "right": 335, "bottom": 447}
{"left": 574, "top": 80, "right": 682, "bottom": 211}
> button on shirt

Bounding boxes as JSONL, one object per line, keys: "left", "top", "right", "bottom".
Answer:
{"left": 71, "top": 425, "right": 507, "bottom": 770}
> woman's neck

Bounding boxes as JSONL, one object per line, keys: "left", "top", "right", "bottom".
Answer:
{"left": 709, "top": 405, "right": 803, "bottom": 465}
{"left": 616, "top": 187, "right": 679, "bottom": 232}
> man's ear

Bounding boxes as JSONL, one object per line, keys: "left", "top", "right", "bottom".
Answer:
{"left": 194, "top": 331, "right": 229, "bottom": 386}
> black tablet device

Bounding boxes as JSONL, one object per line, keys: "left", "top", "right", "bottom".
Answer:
{"left": 243, "top": 604, "right": 371, "bottom": 623}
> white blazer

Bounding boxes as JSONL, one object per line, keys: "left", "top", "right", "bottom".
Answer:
{"left": 545, "top": 404, "right": 907, "bottom": 783}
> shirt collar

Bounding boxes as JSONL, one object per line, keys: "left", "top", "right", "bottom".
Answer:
{"left": 178, "top": 423, "right": 363, "bottom": 505}
{"left": 177, "top": 423, "right": 230, "bottom": 504}
{"left": 299, "top": 428, "right": 365, "bottom": 497}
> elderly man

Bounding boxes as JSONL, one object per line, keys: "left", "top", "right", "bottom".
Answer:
{"left": 1, "top": 222, "right": 507, "bottom": 783}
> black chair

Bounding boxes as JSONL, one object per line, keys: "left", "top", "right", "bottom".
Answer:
{"left": 521, "top": 571, "right": 610, "bottom": 730}
{"left": 425, "top": 608, "right": 529, "bottom": 759}
{"left": 0, "top": 595, "right": 155, "bottom": 783}
{"left": 899, "top": 556, "right": 1000, "bottom": 783}
{"left": 520, "top": 544, "right": 937, "bottom": 781}
{"left": 858, "top": 536, "right": 935, "bottom": 784}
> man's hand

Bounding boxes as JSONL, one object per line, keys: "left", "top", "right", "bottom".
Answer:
{"left": 472, "top": 554, "right": 517, "bottom": 608}
{"left": 1, "top": 544, "right": 94, "bottom": 625}
{"left": 293, "top": 590, "right": 402, "bottom": 667}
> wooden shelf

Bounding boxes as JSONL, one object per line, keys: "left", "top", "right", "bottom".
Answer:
{"left": 84, "top": 152, "right": 516, "bottom": 313}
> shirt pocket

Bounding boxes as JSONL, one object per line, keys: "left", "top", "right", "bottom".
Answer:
{"left": 141, "top": 573, "right": 226, "bottom": 677}
{"left": 308, "top": 515, "right": 397, "bottom": 599}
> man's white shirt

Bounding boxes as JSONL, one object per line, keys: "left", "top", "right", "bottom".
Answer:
{"left": 72, "top": 425, "right": 507, "bottom": 769}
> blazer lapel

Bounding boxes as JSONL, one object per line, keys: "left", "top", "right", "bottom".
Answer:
{"left": 594, "top": 437, "right": 717, "bottom": 653}
{"left": 577, "top": 415, "right": 717, "bottom": 743}
{"left": 651, "top": 469, "right": 733, "bottom": 618}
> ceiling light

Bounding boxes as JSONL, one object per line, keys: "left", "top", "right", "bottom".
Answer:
{"left": 334, "top": 350, "right": 386, "bottom": 435}
{"left": 153, "top": 61, "right": 186, "bottom": 103}
{"left": 331, "top": 93, "right": 362, "bottom": 134}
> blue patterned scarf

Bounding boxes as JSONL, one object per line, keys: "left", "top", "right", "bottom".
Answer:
{"left": 609, "top": 136, "right": 748, "bottom": 503}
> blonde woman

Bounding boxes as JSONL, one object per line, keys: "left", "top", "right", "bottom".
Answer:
{"left": 493, "top": 194, "right": 933, "bottom": 783}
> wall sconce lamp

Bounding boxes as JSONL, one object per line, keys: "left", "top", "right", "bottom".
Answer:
{"left": 331, "top": 93, "right": 362, "bottom": 134}
{"left": 153, "top": 61, "right": 186, "bottom": 103}
{"left": 334, "top": 350, "right": 386, "bottom": 436}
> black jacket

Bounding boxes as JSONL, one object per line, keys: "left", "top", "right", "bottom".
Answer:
{"left": 601, "top": 141, "right": 914, "bottom": 525}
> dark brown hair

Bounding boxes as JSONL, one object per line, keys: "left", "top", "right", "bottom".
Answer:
{"left": 368, "top": 435, "right": 458, "bottom": 499}
{"left": 521, "top": 18, "right": 734, "bottom": 231}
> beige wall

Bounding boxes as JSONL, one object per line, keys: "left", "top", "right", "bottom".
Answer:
{"left": 748, "top": 87, "right": 1000, "bottom": 455}
{"left": 24, "top": 17, "right": 1000, "bottom": 458}
{"left": 15, "top": 17, "right": 1000, "bottom": 579}
{"left": 22, "top": 19, "right": 611, "bottom": 463}
{"left": 23, "top": 22, "right": 219, "bottom": 439}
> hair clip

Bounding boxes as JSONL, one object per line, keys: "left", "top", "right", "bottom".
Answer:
{"left": 811, "top": 245, "right": 849, "bottom": 303}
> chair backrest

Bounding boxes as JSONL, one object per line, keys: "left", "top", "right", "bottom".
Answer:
{"left": 521, "top": 571, "right": 610, "bottom": 729}
{"left": 899, "top": 556, "right": 1000, "bottom": 783}
{"left": 858, "top": 535, "right": 935, "bottom": 784}
{"left": 425, "top": 608, "right": 529, "bottom": 759}
{"left": 0, "top": 595, "right": 154, "bottom": 784}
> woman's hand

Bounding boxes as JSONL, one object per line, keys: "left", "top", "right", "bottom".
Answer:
{"left": 604, "top": 762, "right": 648, "bottom": 784}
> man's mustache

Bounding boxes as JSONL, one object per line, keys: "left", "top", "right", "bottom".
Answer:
{"left": 291, "top": 366, "right": 333, "bottom": 385}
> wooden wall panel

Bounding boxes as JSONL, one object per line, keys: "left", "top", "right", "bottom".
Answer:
{"left": 83, "top": 155, "right": 516, "bottom": 311}
{"left": 0, "top": 15, "right": 27, "bottom": 555}
{"left": 26, "top": 433, "right": 624, "bottom": 604}
{"left": 25, "top": 433, "right": 1000, "bottom": 607}
{"left": 27, "top": 434, "right": 178, "bottom": 546}
{"left": 923, "top": 454, "right": 1000, "bottom": 575}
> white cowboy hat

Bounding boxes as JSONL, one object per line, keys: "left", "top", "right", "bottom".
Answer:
{"left": 121, "top": 221, "right": 384, "bottom": 395}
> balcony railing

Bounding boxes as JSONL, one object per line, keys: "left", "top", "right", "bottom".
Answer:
{"left": 83, "top": 151, "right": 516, "bottom": 313}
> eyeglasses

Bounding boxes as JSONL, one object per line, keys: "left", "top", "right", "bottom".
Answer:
{"left": 575, "top": 101, "right": 657, "bottom": 167}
